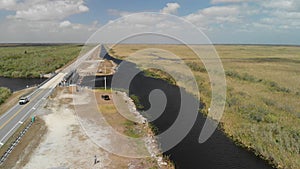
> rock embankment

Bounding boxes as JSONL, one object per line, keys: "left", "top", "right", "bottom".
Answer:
{"left": 118, "top": 92, "right": 170, "bottom": 168}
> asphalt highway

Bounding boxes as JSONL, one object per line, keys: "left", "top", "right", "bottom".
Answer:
{"left": 0, "top": 45, "right": 100, "bottom": 147}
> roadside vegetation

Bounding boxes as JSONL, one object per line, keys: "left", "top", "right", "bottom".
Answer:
{"left": 143, "top": 68, "right": 176, "bottom": 86}
{"left": 0, "top": 44, "right": 83, "bottom": 78}
{"left": 109, "top": 44, "right": 300, "bottom": 169}
{"left": 0, "top": 87, "right": 11, "bottom": 105}
{"left": 130, "top": 94, "right": 145, "bottom": 110}
{"left": 0, "top": 88, "right": 34, "bottom": 117}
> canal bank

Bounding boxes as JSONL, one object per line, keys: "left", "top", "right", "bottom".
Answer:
{"left": 0, "top": 52, "right": 276, "bottom": 169}
{"left": 102, "top": 53, "right": 275, "bottom": 169}
{"left": 128, "top": 72, "right": 274, "bottom": 169}
{"left": 0, "top": 77, "right": 46, "bottom": 92}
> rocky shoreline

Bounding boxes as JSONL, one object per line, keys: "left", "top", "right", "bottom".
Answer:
{"left": 118, "top": 91, "right": 172, "bottom": 168}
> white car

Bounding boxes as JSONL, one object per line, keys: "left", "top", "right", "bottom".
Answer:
{"left": 19, "top": 96, "right": 30, "bottom": 105}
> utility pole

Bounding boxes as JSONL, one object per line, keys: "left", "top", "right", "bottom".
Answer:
{"left": 104, "top": 64, "right": 107, "bottom": 90}
{"left": 104, "top": 76, "right": 107, "bottom": 90}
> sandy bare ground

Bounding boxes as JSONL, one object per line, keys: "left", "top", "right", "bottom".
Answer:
{"left": 13, "top": 87, "right": 169, "bottom": 169}
{"left": 15, "top": 89, "right": 113, "bottom": 169}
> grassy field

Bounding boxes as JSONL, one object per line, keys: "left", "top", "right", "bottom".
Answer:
{"left": 109, "top": 44, "right": 300, "bottom": 169}
{"left": 0, "top": 44, "right": 84, "bottom": 78}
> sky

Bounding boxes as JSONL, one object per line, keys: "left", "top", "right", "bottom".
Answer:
{"left": 0, "top": 0, "right": 300, "bottom": 44}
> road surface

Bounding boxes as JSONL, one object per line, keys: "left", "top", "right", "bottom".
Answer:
{"left": 0, "top": 45, "right": 100, "bottom": 146}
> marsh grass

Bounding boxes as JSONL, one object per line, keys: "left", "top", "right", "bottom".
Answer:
{"left": 110, "top": 44, "right": 300, "bottom": 169}
{"left": 0, "top": 44, "right": 83, "bottom": 78}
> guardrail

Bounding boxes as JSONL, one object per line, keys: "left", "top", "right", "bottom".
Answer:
{"left": 0, "top": 120, "right": 34, "bottom": 165}
{"left": 37, "top": 73, "right": 58, "bottom": 88}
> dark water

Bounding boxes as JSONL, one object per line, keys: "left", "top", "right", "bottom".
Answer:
{"left": 0, "top": 77, "right": 46, "bottom": 91}
{"left": 128, "top": 74, "right": 273, "bottom": 169}
{"left": 2, "top": 46, "right": 273, "bottom": 168}
{"left": 100, "top": 52, "right": 274, "bottom": 169}
{"left": 80, "top": 75, "right": 113, "bottom": 88}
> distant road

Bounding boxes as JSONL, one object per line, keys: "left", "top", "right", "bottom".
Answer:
{"left": 0, "top": 45, "right": 100, "bottom": 146}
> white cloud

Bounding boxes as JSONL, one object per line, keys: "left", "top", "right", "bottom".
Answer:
{"left": 272, "top": 10, "right": 300, "bottom": 19}
{"left": 257, "top": 0, "right": 300, "bottom": 29}
{"left": 0, "top": 0, "right": 299, "bottom": 44}
{"left": 184, "top": 5, "right": 241, "bottom": 28}
{"left": 59, "top": 20, "right": 72, "bottom": 28}
{"left": 0, "top": 19, "right": 99, "bottom": 42}
{"left": 160, "top": 2, "right": 180, "bottom": 14}
{"left": 211, "top": 0, "right": 246, "bottom": 4}
{"left": 0, "top": 0, "right": 100, "bottom": 42}
{"left": 262, "top": 0, "right": 299, "bottom": 11}
{"left": 201, "top": 6, "right": 239, "bottom": 16}
{"left": 107, "top": 9, "right": 133, "bottom": 17}
{"left": 8, "top": 0, "right": 89, "bottom": 21}
{"left": 0, "top": 0, "right": 16, "bottom": 10}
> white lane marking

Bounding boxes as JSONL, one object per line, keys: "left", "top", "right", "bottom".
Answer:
{"left": 0, "top": 89, "right": 51, "bottom": 144}
{"left": 0, "top": 46, "right": 100, "bottom": 145}
{"left": 0, "top": 122, "right": 21, "bottom": 143}
{"left": 0, "top": 89, "right": 42, "bottom": 121}
{"left": 20, "top": 88, "right": 53, "bottom": 122}
{"left": 27, "top": 88, "right": 39, "bottom": 97}
{"left": 0, "top": 104, "right": 18, "bottom": 121}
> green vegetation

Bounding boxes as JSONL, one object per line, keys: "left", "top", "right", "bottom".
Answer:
{"left": 123, "top": 120, "right": 143, "bottom": 138}
{"left": 144, "top": 68, "right": 176, "bottom": 85}
{"left": 130, "top": 94, "right": 144, "bottom": 110}
{"left": 186, "top": 62, "right": 207, "bottom": 73}
{"left": 110, "top": 44, "right": 300, "bottom": 169}
{"left": 0, "top": 44, "right": 83, "bottom": 78}
{"left": 0, "top": 87, "right": 11, "bottom": 105}
{"left": 225, "top": 70, "right": 291, "bottom": 93}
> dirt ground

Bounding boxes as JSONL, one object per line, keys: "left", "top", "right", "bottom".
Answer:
{"left": 96, "top": 60, "right": 116, "bottom": 75}
{"left": 9, "top": 87, "right": 171, "bottom": 169}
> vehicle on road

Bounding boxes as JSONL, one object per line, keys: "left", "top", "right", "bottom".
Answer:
{"left": 101, "top": 95, "right": 110, "bottom": 100}
{"left": 19, "top": 96, "right": 30, "bottom": 105}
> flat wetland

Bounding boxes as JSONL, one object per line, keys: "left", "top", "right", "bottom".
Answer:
{"left": 110, "top": 44, "right": 300, "bottom": 169}
{"left": 0, "top": 44, "right": 299, "bottom": 168}
{"left": 0, "top": 44, "right": 84, "bottom": 78}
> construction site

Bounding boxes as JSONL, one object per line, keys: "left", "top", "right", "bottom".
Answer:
{"left": 0, "top": 47, "right": 173, "bottom": 169}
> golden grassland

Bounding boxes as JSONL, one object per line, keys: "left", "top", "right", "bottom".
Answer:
{"left": 109, "top": 44, "right": 300, "bottom": 169}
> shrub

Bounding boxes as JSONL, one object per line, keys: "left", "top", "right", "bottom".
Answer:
{"left": 264, "top": 81, "right": 291, "bottom": 93}
{"left": 187, "top": 62, "right": 206, "bottom": 72}
{"left": 130, "top": 94, "right": 144, "bottom": 110}
{"left": 0, "top": 87, "right": 12, "bottom": 105}
{"left": 226, "top": 96, "right": 240, "bottom": 107}
{"left": 226, "top": 70, "right": 291, "bottom": 93}
{"left": 262, "top": 98, "right": 276, "bottom": 106}
{"left": 0, "top": 45, "right": 82, "bottom": 78}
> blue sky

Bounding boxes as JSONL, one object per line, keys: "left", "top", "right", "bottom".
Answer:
{"left": 0, "top": 0, "right": 299, "bottom": 44}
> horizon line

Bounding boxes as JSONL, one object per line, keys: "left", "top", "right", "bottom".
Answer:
{"left": 0, "top": 42, "right": 300, "bottom": 47}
